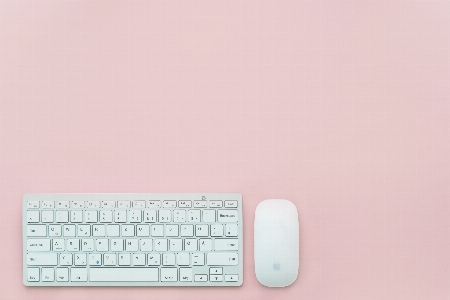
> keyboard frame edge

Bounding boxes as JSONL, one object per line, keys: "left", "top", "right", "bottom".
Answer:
{"left": 23, "top": 193, "right": 243, "bottom": 287}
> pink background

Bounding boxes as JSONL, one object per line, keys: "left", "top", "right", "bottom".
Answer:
{"left": 1, "top": 1, "right": 449, "bottom": 299}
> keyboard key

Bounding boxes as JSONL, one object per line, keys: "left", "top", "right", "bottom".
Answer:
{"left": 74, "top": 253, "right": 87, "bottom": 266}
{"left": 104, "top": 253, "right": 117, "bottom": 266}
{"left": 114, "top": 211, "right": 127, "bottom": 222}
{"left": 211, "top": 224, "right": 223, "bottom": 237}
{"left": 101, "top": 201, "right": 115, "bottom": 208}
{"left": 27, "top": 253, "right": 58, "bottom": 266}
{"left": 181, "top": 225, "right": 193, "bottom": 237}
{"left": 42, "top": 201, "right": 55, "bottom": 209}
{"left": 207, "top": 253, "right": 238, "bottom": 266}
{"left": 193, "top": 201, "right": 207, "bottom": 208}
{"left": 154, "top": 239, "right": 168, "bottom": 251}
{"left": 71, "top": 268, "right": 87, "bottom": 281}
{"left": 162, "top": 200, "right": 176, "bottom": 208}
{"left": 27, "top": 201, "right": 40, "bottom": 209}
{"left": 89, "top": 254, "right": 102, "bottom": 266}
{"left": 199, "top": 239, "right": 212, "bottom": 251}
{"left": 179, "top": 268, "right": 192, "bottom": 281}
{"left": 27, "top": 225, "right": 46, "bottom": 237}
{"left": 215, "top": 239, "right": 238, "bottom": 251}
{"left": 174, "top": 210, "right": 186, "bottom": 222}
{"left": 224, "top": 201, "right": 238, "bottom": 208}
{"left": 81, "top": 239, "right": 94, "bottom": 251}
{"left": 210, "top": 275, "right": 223, "bottom": 282}
{"left": 148, "top": 254, "right": 160, "bottom": 265}
{"left": 132, "top": 253, "right": 145, "bottom": 266}
{"left": 56, "top": 268, "right": 69, "bottom": 281}
{"left": 178, "top": 201, "right": 191, "bottom": 208}
{"left": 161, "top": 268, "right": 177, "bottom": 281}
{"left": 166, "top": 224, "right": 179, "bottom": 237}
{"left": 85, "top": 211, "right": 98, "bottom": 222}
{"left": 100, "top": 211, "right": 113, "bottom": 223}
{"left": 27, "top": 211, "right": 39, "bottom": 223}
{"left": 56, "top": 201, "right": 69, "bottom": 209}
{"left": 122, "top": 224, "right": 134, "bottom": 237}
{"left": 41, "top": 211, "right": 53, "bottom": 223}
{"left": 67, "top": 239, "right": 80, "bottom": 251}
{"left": 71, "top": 211, "right": 83, "bottom": 223}
{"left": 163, "top": 253, "right": 176, "bottom": 265}
{"left": 169, "top": 239, "right": 182, "bottom": 251}
{"left": 92, "top": 224, "right": 105, "bottom": 237}
{"left": 27, "top": 239, "right": 50, "bottom": 251}
{"left": 111, "top": 239, "right": 123, "bottom": 251}
{"left": 177, "top": 253, "right": 190, "bottom": 266}
{"left": 27, "top": 268, "right": 39, "bottom": 281}
{"left": 192, "top": 253, "right": 205, "bottom": 266}
{"left": 144, "top": 210, "right": 157, "bottom": 222}
{"left": 125, "top": 239, "right": 138, "bottom": 251}
{"left": 90, "top": 268, "right": 158, "bottom": 282}
{"left": 56, "top": 211, "right": 69, "bottom": 223}
{"left": 86, "top": 201, "right": 100, "bottom": 208}
{"left": 210, "top": 267, "right": 222, "bottom": 275}
{"left": 77, "top": 224, "right": 90, "bottom": 236}
{"left": 209, "top": 201, "right": 222, "bottom": 208}
{"left": 225, "top": 224, "right": 238, "bottom": 237}
{"left": 225, "top": 274, "right": 238, "bottom": 282}
{"left": 194, "top": 274, "right": 207, "bottom": 282}
{"left": 118, "top": 201, "right": 130, "bottom": 208}
{"left": 151, "top": 225, "right": 164, "bottom": 237}
{"left": 147, "top": 201, "right": 161, "bottom": 208}
{"left": 96, "top": 239, "right": 108, "bottom": 251}
{"left": 184, "top": 239, "right": 197, "bottom": 251}
{"left": 49, "top": 224, "right": 62, "bottom": 237}
{"left": 42, "top": 268, "right": 54, "bottom": 281}
{"left": 63, "top": 225, "right": 76, "bottom": 237}
{"left": 71, "top": 201, "right": 84, "bottom": 208}
{"left": 202, "top": 210, "right": 216, "bottom": 222}
{"left": 140, "top": 239, "right": 152, "bottom": 251}
{"left": 128, "top": 210, "right": 142, "bottom": 222}
{"left": 119, "top": 253, "right": 131, "bottom": 265}
{"left": 195, "top": 224, "right": 209, "bottom": 237}
{"left": 53, "top": 239, "right": 64, "bottom": 251}
{"left": 217, "top": 210, "right": 238, "bottom": 222}
{"left": 60, "top": 253, "right": 72, "bottom": 265}
{"left": 107, "top": 225, "right": 120, "bottom": 237}
{"left": 136, "top": 224, "right": 149, "bottom": 237}
{"left": 159, "top": 210, "right": 171, "bottom": 222}
{"left": 132, "top": 200, "right": 145, "bottom": 208}
{"left": 188, "top": 210, "right": 200, "bottom": 222}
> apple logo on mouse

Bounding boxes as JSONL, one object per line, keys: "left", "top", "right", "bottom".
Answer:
{"left": 273, "top": 261, "right": 281, "bottom": 271}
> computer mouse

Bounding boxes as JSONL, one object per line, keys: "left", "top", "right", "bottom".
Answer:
{"left": 254, "top": 199, "right": 299, "bottom": 287}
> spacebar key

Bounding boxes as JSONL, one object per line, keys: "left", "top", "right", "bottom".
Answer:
{"left": 90, "top": 268, "right": 159, "bottom": 282}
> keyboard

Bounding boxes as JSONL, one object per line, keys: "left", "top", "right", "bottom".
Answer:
{"left": 23, "top": 193, "right": 243, "bottom": 286}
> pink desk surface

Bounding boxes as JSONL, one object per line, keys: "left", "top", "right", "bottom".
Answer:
{"left": 1, "top": 1, "right": 449, "bottom": 299}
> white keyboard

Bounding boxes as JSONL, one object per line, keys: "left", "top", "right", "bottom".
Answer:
{"left": 23, "top": 193, "right": 243, "bottom": 286}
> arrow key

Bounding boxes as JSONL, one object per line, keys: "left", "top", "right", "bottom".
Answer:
{"left": 210, "top": 275, "right": 223, "bottom": 282}
{"left": 225, "top": 274, "right": 238, "bottom": 282}
{"left": 194, "top": 274, "right": 208, "bottom": 282}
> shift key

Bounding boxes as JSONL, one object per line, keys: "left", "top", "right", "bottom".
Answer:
{"left": 207, "top": 253, "right": 238, "bottom": 265}
{"left": 27, "top": 253, "right": 58, "bottom": 266}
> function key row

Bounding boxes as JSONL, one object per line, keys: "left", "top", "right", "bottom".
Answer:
{"left": 27, "top": 200, "right": 238, "bottom": 209}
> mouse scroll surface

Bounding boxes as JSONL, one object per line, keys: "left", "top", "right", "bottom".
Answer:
{"left": 254, "top": 199, "right": 299, "bottom": 287}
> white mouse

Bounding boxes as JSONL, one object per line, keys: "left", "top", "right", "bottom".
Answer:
{"left": 254, "top": 199, "right": 299, "bottom": 287}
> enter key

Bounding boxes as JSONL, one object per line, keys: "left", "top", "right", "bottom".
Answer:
{"left": 214, "top": 239, "right": 238, "bottom": 251}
